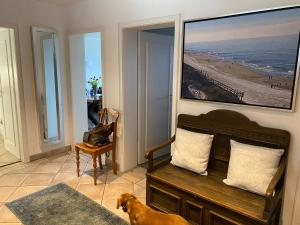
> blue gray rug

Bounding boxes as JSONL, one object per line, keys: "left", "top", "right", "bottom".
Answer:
{"left": 6, "top": 183, "right": 128, "bottom": 225}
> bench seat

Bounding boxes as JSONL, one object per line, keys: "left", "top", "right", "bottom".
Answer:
{"left": 148, "top": 164, "right": 266, "bottom": 223}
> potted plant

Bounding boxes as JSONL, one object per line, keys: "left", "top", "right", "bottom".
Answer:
{"left": 88, "top": 76, "right": 100, "bottom": 98}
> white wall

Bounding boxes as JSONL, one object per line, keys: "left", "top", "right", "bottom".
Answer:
{"left": 292, "top": 175, "right": 300, "bottom": 225}
{"left": 66, "top": 1, "right": 300, "bottom": 224}
{"left": 0, "top": 0, "right": 71, "bottom": 156}
{"left": 122, "top": 28, "right": 138, "bottom": 170}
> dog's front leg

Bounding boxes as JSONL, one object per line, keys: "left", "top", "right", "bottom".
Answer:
{"left": 129, "top": 214, "right": 138, "bottom": 225}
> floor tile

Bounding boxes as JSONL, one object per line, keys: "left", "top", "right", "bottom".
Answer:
{"left": 134, "top": 184, "right": 146, "bottom": 198}
{"left": 51, "top": 172, "right": 80, "bottom": 189}
{"left": 64, "top": 177, "right": 80, "bottom": 189}
{"left": 132, "top": 167, "right": 147, "bottom": 177}
{"left": 122, "top": 171, "right": 144, "bottom": 183}
{"left": 101, "top": 197, "right": 130, "bottom": 222}
{"left": 106, "top": 172, "right": 132, "bottom": 184}
{"left": 103, "top": 183, "right": 134, "bottom": 199}
{"left": 84, "top": 163, "right": 109, "bottom": 173}
{"left": 79, "top": 173, "right": 107, "bottom": 185}
{"left": 0, "top": 187, "right": 18, "bottom": 202}
{"left": 0, "top": 174, "right": 28, "bottom": 187}
{"left": 76, "top": 183, "right": 105, "bottom": 201}
{"left": 59, "top": 162, "right": 87, "bottom": 173}
{"left": 65, "top": 155, "right": 89, "bottom": 163}
{"left": 0, "top": 205, "right": 21, "bottom": 223}
{"left": 136, "top": 178, "right": 146, "bottom": 187}
{"left": 22, "top": 173, "right": 55, "bottom": 186}
{"left": 7, "top": 186, "right": 47, "bottom": 201}
{"left": 33, "top": 163, "right": 62, "bottom": 173}
{"left": 7, "top": 165, "right": 39, "bottom": 174}
{"left": 51, "top": 172, "right": 78, "bottom": 185}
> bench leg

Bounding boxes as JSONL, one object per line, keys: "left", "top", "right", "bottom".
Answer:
{"left": 75, "top": 146, "right": 80, "bottom": 177}
{"left": 98, "top": 155, "right": 103, "bottom": 170}
{"left": 92, "top": 153, "right": 97, "bottom": 185}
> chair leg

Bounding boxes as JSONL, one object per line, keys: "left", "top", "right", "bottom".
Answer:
{"left": 75, "top": 146, "right": 80, "bottom": 177}
{"left": 92, "top": 154, "right": 97, "bottom": 185}
{"left": 112, "top": 147, "right": 117, "bottom": 175}
{"left": 98, "top": 155, "right": 103, "bottom": 170}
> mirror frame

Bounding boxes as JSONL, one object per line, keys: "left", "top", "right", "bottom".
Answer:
{"left": 31, "top": 26, "right": 64, "bottom": 147}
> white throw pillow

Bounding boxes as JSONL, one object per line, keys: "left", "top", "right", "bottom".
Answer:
{"left": 171, "top": 128, "right": 214, "bottom": 175}
{"left": 223, "top": 140, "right": 284, "bottom": 195}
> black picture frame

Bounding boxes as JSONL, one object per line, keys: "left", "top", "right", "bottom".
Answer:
{"left": 181, "top": 6, "right": 300, "bottom": 110}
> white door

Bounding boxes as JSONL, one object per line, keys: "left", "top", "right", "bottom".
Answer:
{"left": 69, "top": 34, "right": 88, "bottom": 144}
{"left": 138, "top": 31, "right": 174, "bottom": 164}
{"left": 0, "top": 29, "right": 20, "bottom": 158}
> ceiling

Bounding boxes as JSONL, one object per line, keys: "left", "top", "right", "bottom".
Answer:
{"left": 35, "top": 0, "right": 84, "bottom": 6}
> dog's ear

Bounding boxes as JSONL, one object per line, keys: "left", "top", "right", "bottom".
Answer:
{"left": 116, "top": 198, "right": 121, "bottom": 209}
{"left": 132, "top": 194, "right": 137, "bottom": 199}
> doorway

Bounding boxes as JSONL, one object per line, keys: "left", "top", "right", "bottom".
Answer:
{"left": 69, "top": 32, "right": 103, "bottom": 144}
{"left": 137, "top": 28, "right": 174, "bottom": 164}
{"left": 0, "top": 27, "right": 22, "bottom": 166}
{"left": 120, "top": 15, "right": 180, "bottom": 171}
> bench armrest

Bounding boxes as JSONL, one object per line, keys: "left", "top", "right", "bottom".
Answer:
{"left": 264, "top": 157, "right": 287, "bottom": 219}
{"left": 145, "top": 135, "right": 175, "bottom": 172}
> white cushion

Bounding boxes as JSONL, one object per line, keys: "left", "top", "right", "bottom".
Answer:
{"left": 171, "top": 128, "right": 214, "bottom": 174}
{"left": 223, "top": 140, "right": 284, "bottom": 195}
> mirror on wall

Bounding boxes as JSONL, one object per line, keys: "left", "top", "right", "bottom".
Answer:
{"left": 31, "top": 27, "right": 63, "bottom": 146}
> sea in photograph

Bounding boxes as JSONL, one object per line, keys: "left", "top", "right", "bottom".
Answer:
{"left": 185, "top": 34, "right": 299, "bottom": 77}
{"left": 182, "top": 34, "right": 300, "bottom": 109}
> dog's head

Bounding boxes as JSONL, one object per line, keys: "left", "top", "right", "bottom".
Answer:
{"left": 116, "top": 193, "right": 136, "bottom": 213}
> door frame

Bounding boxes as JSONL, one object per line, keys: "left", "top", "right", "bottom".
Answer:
{"left": 0, "top": 22, "right": 29, "bottom": 163}
{"left": 119, "top": 14, "right": 181, "bottom": 171}
{"left": 68, "top": 27, "right": 106, "bottom": 147}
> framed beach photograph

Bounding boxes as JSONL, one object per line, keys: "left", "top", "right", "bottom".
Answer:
{"left": 181, "top": 6, "right": 300, "bottom": 110}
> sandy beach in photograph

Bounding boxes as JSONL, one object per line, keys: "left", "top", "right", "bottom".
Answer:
{"left": 183, "top": 51, "right": 294, "bottom": 108}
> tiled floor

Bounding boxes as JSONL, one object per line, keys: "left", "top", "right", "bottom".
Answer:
{"left": 0, "top": 151, "right": 146, "bottom": 224}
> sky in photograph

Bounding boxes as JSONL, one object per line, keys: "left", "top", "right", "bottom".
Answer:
{"left": 185, "top": 7, "right": 300, "bottom": 43}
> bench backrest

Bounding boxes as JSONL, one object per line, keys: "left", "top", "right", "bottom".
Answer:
{"left": 177, "top": 110, "right": 290, "bottom": 178}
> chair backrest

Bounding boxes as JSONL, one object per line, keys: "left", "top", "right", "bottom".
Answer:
{"left": 99, "top": 108, "right": 119, "bottom": 144}
{"left": 177, "top": 110, "right": 290, "bottom": 178}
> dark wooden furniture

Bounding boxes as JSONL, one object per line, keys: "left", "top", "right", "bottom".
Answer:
{"left": 87, "top": 96, "right": 103, "bottom": 126}
{"left": 75, "top": 108, "right": 119, "bottom": 185}
{"left": 145, "top": 110, "right": 290, "bottom": 225}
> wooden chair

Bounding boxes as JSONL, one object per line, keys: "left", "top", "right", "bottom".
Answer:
{"left": 75, "top": 108, "right": 119, "bottom": 185}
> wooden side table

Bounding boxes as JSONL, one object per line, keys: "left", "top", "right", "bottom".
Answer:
{"left": 75, "top": 143, "right": 117, "bottom": 185}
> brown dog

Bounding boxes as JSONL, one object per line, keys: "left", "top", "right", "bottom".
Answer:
{"left": 117, "top": 193, "right": 189, "bottom": 225}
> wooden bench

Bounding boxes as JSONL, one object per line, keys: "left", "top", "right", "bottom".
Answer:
{"left": 145, "top": 110, "right": 290, "bottom": 225}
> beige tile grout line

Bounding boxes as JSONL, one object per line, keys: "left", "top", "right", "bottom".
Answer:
{"left": 49, "top": 153, "right": 71, "bottom": 185}
{"left": 100, "top": 173, "right": 108, "bottom": 205}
